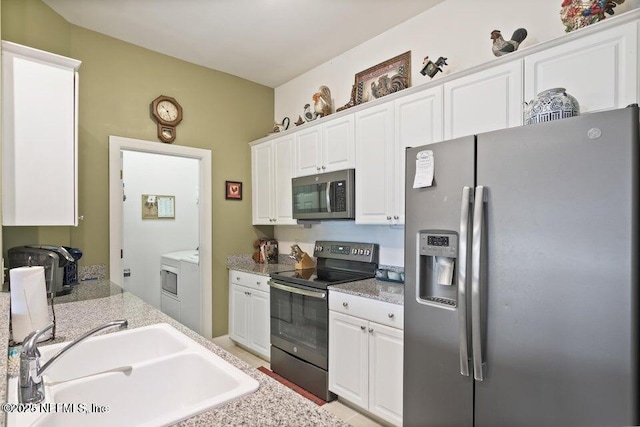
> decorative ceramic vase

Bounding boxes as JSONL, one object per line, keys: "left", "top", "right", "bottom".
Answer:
{"left": 524, "top": 88, "right": 580, "bottom": 125}
{"left": 560, "top": 0, "right": 625, "bottom": 32}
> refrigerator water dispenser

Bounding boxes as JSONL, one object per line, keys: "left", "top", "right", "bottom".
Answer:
{"left": 417, "top": 231, "right": 458, "bottom": 307}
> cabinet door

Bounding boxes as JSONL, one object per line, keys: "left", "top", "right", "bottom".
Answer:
{"left": 368, "top": 322, "right": 404, "bottom": 426}
{"left": 229, "top": 283, "right": 250, "bottom": 346}
{"left": 322, "top": 114, "right": 355, "bottom": 172}
{"left": 355, "top": 102, "right": 395, "bottom": 224}
{"left": 329, "top": 311, "right": 369, "bottom": 407}
{"left": 444, "top": 60, "right": 523, "bottom": 140}
{"left": 2, "top": 44, "right": 80, "bottom": 225}
{"left": 251, "top": 142, "right": 274, "bottom": 225}
{"left": 272, "top": 135, "right": 296, "bottom": 225}
{"left": 248, "top": 288, "right": 271, "bottom": 359}
{"left": 394, "top": 87, "right": 444, "bottom": 224}
{"left": 295, "top": 125, "right": 322, "bottom": 177}
{"left": 525, "top": 21, "right": 637, "bottom": 113}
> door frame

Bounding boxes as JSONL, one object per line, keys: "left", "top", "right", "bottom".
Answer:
{"left": 108, "top": 135, "right": 213, "bottom": 338}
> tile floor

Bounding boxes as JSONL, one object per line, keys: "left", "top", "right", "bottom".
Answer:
{"left": 210, "top": 335, "right": 385, "bottom": 427}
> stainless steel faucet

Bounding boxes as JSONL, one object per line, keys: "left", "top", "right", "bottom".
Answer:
{"left": 19, "top": 320, "right": 128, "bottom": 404}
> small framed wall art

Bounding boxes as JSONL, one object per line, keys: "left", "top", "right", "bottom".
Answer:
{"left": 225, "top": 181, "right": 242, "bottom": 200}
{"left": 141, "top": 194, "right": 175, "bottom": 219}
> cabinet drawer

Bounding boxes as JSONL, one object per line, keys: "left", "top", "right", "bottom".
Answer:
{"left": 229, "top": 270, "right": 270, "bottom": 292}
{"left": 329, "top": 291, "right": 403, "bottom": 330}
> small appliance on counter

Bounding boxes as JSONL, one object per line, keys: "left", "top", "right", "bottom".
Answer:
{"left": 8, "top": 245, "right": 75, "bottom": 296}
{"left": 62, "top": 246, "right": 83, "bottom": 286}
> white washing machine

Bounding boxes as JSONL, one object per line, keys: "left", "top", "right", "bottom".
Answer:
{"left": 160, "top": 250, "right": 201, "bottom": 334}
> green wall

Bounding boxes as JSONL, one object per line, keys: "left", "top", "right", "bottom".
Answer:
{"left": 1, "top": 0, "right": 274, "bottom": 336}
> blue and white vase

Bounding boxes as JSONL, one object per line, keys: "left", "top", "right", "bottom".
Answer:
{"left": 524, "top": 88, "right": 580, "bottom": 125}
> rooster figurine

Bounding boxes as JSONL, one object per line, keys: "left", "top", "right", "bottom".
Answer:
{"left": 490, "top": 28, "right": 528, "bottom": 57}
{"left": 313, "top": 86, "right": 332, "bottom": 118}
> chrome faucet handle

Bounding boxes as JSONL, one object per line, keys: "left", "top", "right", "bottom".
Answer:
{"left": 21, "top": 323, "right": 55, "bottom": 357}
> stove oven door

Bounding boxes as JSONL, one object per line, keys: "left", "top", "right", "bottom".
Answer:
{"left": 268, "top": 280, "right": 329, "bottom": 369}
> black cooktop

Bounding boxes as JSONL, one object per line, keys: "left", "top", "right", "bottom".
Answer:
{"left": 270, "top": 267, "right": 374, "bottom": 290}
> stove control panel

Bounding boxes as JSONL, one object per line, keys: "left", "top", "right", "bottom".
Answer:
{"left": 314, "top": 241, "right": 379, "bottom": 263}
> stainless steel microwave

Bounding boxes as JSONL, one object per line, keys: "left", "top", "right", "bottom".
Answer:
{"left": 292, "top": 169, "right": 355, "bottom": 220}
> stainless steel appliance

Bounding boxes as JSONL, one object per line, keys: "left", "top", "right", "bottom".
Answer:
{"left": 292, "top": 169, "right": 355, "bottom": 220}
{"left": 404, "top": 106, "right": 639, "bottom": 426}
{"left": 8, "top": 245, "right": 75, "bottom": 296}
{"left": 269, "top": 240, "right": 378, "bottom": 401}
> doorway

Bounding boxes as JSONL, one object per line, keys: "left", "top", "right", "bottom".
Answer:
{"left": 108, "top": 136, "right": 212, "bottom": 338}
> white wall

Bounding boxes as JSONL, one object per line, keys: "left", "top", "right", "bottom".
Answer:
{"left": 272, "top": 0, "right": 639, "bottom": 268}
{"left": 275, "top": 0, "right": 639, "bottom": 121}
{"left": 122, "top": 150, "right": 199, "bottom": 308}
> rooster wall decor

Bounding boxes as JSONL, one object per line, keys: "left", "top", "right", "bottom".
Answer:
{"left": 490, "top": 28, "right": 528, "bottom": 57}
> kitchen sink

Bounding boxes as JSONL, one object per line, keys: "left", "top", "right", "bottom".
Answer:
{"left": 7, "top": 323, "right": 259, "bottom": 427}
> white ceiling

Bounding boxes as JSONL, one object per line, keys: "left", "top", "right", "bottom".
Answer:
{"left": 42, "top": 0, "right": 445, "bottom": 88}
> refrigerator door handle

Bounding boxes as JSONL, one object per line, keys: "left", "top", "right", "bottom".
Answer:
{"left": 472, "top": 185, "right": 486, "bottom": 381}
{"left": 458, "top": 186, "right": 471, "bottom": 377}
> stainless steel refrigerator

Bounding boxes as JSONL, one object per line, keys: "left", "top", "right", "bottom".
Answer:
{"left": 404, "top": 106, "right": 639, "bottom": 427}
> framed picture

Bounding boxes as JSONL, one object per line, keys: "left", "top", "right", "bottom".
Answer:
{"left": 354, "top": 51, "right": 411, "bottom": 105}
{"left": 141, "top": 194, "right": 175, "bottom": 219}
{"left": 225, "top": 181, "right": 242, "bottom": 200}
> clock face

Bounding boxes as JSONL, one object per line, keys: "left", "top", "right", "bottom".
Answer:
{"left": 156, "top": 100, "right": 179, "bottom": 122}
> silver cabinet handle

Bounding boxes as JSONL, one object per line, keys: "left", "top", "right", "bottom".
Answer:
{"left": 458, "top": 186, "right": 471, "bottom": 377}
{"left": 316, "top": 166, "right": 321, "bottom": 171}
{"left": 257, "top": 281, "right": 261, "bottom": 285}
{"left": 388, "top": 313, "right": 394, "bottom": 318}
{"left": 368, "top": 328, "right": 374, "bottom": 334}
{"left": 471, "top": 186, "right": 486, "bottom": 381}
{"left": 236, "top": 277, "right": 240, "bottom": 281}
{"left": 393, "top": 215, "right": 399, "bottom": 220}
{"left": 342, "top": 302, "right": 348, "bottom": 308}
{"left": 360, "top": 326, "right": 366, "bottom": 331}
{"left": 386, "top": 216, "right": 392, "bottom": 220}
{"left": 322, "top": 165, "right": 326, "bottom": 170}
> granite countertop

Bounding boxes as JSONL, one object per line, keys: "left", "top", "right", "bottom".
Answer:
{"left": 1, "top": 281, "right": 346, "bottom": 426}
{"left": 329, "top": 278, "right": 405, "bottom": 306}
{"left": 226, "top": 254, "right": 297, "bottom": 276}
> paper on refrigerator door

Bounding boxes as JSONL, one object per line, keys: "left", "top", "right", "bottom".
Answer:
{"left": 413, "top": 150, "right": 434, "bottom": 188}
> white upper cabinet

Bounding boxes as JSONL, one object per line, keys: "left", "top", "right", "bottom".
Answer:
{"left": 295, "top": 114, "right": 355, "bottom": 177}
{"left": 444, "top": 60, "right": 523, "bottom": 140}
{"left": 525, "top": 21, "right": 638, "bottom": 113}
{"left": 251, "top": 134, "right": 296, "bottom": 225}
{"left": 394, "top": 87, "right": 444, "bottom": 224}
{"left": 2, "top": 41, "right": 81, "bottom": 226}
{"left": 355, "top": 102, "right": 395, "bottom": 225}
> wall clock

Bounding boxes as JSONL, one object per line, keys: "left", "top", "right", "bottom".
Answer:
{"left": 150, "top": 95, "right": 183, "bottom": 143}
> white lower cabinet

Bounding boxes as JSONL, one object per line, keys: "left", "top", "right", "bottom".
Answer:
{"left": 228, "top": 270, "right": 270, "bottom": 359}
{"left": 329, "top": 293, "right": 403, "bottom": 426}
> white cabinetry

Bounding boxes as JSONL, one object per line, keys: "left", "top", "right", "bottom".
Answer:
{"left": 355, "top": 102, "right": 395, "bottom": 225}
{"left": 444, "top": 60, "right": 523, "bottom": 140}
{"left": 295, "top": 114, "right": 354, "bottom": 177}
{"left": 251, "top": 134, "right": 296, "bottom": 225}
{"left": 2, "top": 41, "right": 81, "bottom": 226}
{"left": 228, "top": 270, "right": 270, "bottom": 359}
{"left": 329, "top": 292, "right": 403, "bottom": 426}
{"left": 525, "top": 21, "right": 638, "bottom": 113}
{"left": 394, "top": 87, "right": 444, "bottom": 224}
{"left": 356, "top": 88, "right": 443, "bottom": 226}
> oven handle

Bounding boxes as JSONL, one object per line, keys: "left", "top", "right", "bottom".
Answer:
{"left": 268, "top": 280, "right": 327, "bottom": 300}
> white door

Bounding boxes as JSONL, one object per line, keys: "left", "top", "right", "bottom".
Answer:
{"left": 272, "top": 136, "right": 296, "bottom": 225}
{"left": 328, "top": 311, "right": 369, "bottom": 407}
{"left": 229, "top": 284, "right": 250, "bottom": 346}
{"left": 524, "top": 21, "right": 638, "bottom": 113}
{"left": 295, "top": 125, "right": 323, "bottom": 176}
{"left": 444, "top": 60, "right": 523, "bottom": 140}
{"left": 248, "top": 289, "right": 270, "bottom": 358}
{"left": 369, "top": 321, "right": 404, "bottom": 426}
{"left": 251, "top": 142, "right": 274, "bottom": 225}
{"left": 394, "top": 87, "right": 444, "bottom": 224}
{"left": 355, "top": 102, "right": 395, "bottom": 224}
{"left": 322, "top": 114, "right": 355, "bottom": 172}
